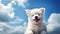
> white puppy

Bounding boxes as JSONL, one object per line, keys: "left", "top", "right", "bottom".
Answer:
{"left": 25, "top": 8, "right": 47, "bottom": 34}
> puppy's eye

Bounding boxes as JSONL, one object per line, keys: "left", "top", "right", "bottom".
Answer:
{"left": 38, "top": 14, "right": 40, "bottom": 16}
{"left": 32, "top": 15, "right": 34, "bottom": 16}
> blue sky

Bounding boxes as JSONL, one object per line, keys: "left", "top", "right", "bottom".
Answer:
{"left": 0, "top": 0, "right": 60, "bottom": 34}
{"left": 13, "top": 0, "right": 60, "bottom": 22}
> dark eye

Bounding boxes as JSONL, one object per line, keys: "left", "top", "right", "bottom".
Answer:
{"left": 32, "top": 15, "right": 34, "bottom": 16}
{"left": 38, "top": 14, "right": 40, "bottom": 16}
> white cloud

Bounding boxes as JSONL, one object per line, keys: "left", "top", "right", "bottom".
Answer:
{"left": 0, "top": 21, "right": 27, "bottom": 34}
{"left": 0, "top": 15, "right": 27, "bottom": 34}
{"left": 8, "top": 26, "right": 23, "bottom": 33}
{"left": 0, "top": 0, "right": 28, "bottom": 21}
{"left": 48, "top": 13, "right": 60, "bottom": 24}
{"left": 47, "top": 13, "right": 60, "bottom": 32}
{"left": 11, "top": 0, "right": 27, "bottom": 8}
{"left": 0, "top": 0, "right": 28, "bottom": 34}
{"left": 9, "top": 16, "right": 24, "bottom": 24}
{"left": 0, "top": 0, "right": 28, "bottom": 8}
{"left": 0, "top": 2, "right": 14, "bottom": 22}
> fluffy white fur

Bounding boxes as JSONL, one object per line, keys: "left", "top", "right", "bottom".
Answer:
{"left": 25, "top": 8, "right": 47, "bottom": 34}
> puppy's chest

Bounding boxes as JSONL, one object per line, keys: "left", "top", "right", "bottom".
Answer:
{"left": 31, "top": 25, "right": 42, "bottom": 32}
{"left": 31, "top": 25, "right": 42, "bottom": 34}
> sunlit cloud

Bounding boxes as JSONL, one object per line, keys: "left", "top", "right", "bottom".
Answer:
{"left": 0, "top": 21, "right": 27, "bottom": 34}
{"left": 47, "top": 13, "right": 60, "bottom": 32}
{"left": 0, "top": 2, "right": 14, "bottom": 22}
{"left": 0, "top": 0, "right": 27, "bottom": 34}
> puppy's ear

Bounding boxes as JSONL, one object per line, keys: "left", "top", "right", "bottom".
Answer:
{"left": 25, "top": 9, "right": 31, "bottom": 16}
{"left": 40, "top": 8, "right": 45, "bottom": 14}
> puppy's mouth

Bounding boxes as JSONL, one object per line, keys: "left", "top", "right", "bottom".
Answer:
{"left": 33, "top": 19, "right": 40, "bottom": 22}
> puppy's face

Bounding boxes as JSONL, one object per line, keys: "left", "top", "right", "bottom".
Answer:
{"left": 26, "top": 8, "right": 45, "bottom": 24}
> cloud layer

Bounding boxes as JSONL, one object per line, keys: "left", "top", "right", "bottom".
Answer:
{"left": 0, "top": 21, "right": 27, "bottom": 34}
{"left": 0, "top": 0, "right": 28, "bottom": 22}
{"left": 47, "top": 13, "right": 60, "bottom": 34}
{"left": 0, "top": 0, "right": 28, "bottom": 34}
{"left": 0, "top": 3, "right": 14, "bottom": 22}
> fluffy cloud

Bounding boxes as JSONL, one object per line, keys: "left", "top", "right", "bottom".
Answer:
{"left": 0, "top": 0, "right": 28, "bottom": 34}
{"left": 47, "top": 13, "right": 60, "bottom": 33}
{"left": 48, "top": 13, "right": 60, "bottom": 24}
{"left": 9, "top": 16, "right": 24, "bottom": 24}
{"left": 11, "top": 0, "right": 27, "bottom": 8}
{"left": 0, "top": 3, "right": 14, "bottom": 22}
{"left": 0, "top": 22, "right": 14, "bottom": 34}
{"left": 0, "top": 0, "right": 28, "bottom": 22}
{"left": 0, "top": 21, "right": 27, "bottom": 34}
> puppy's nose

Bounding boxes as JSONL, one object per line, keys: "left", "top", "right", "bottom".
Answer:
{"left": 35, "top": 16, "right": 38, "bottom": 19}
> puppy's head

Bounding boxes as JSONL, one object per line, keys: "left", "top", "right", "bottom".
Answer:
{"left": 26, "top": 8, "right": 45, "bottom": 24}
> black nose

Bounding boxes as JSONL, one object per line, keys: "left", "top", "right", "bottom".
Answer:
{"left": 35, "top": 16, "right": 38, "bottom": 19}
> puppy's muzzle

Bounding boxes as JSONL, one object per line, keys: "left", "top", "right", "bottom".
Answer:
{"left": 35, "top": 16, "right": 38, "bottom": 20}
{"left": 34, "top": 16, "right": 40, "bottom": 22}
